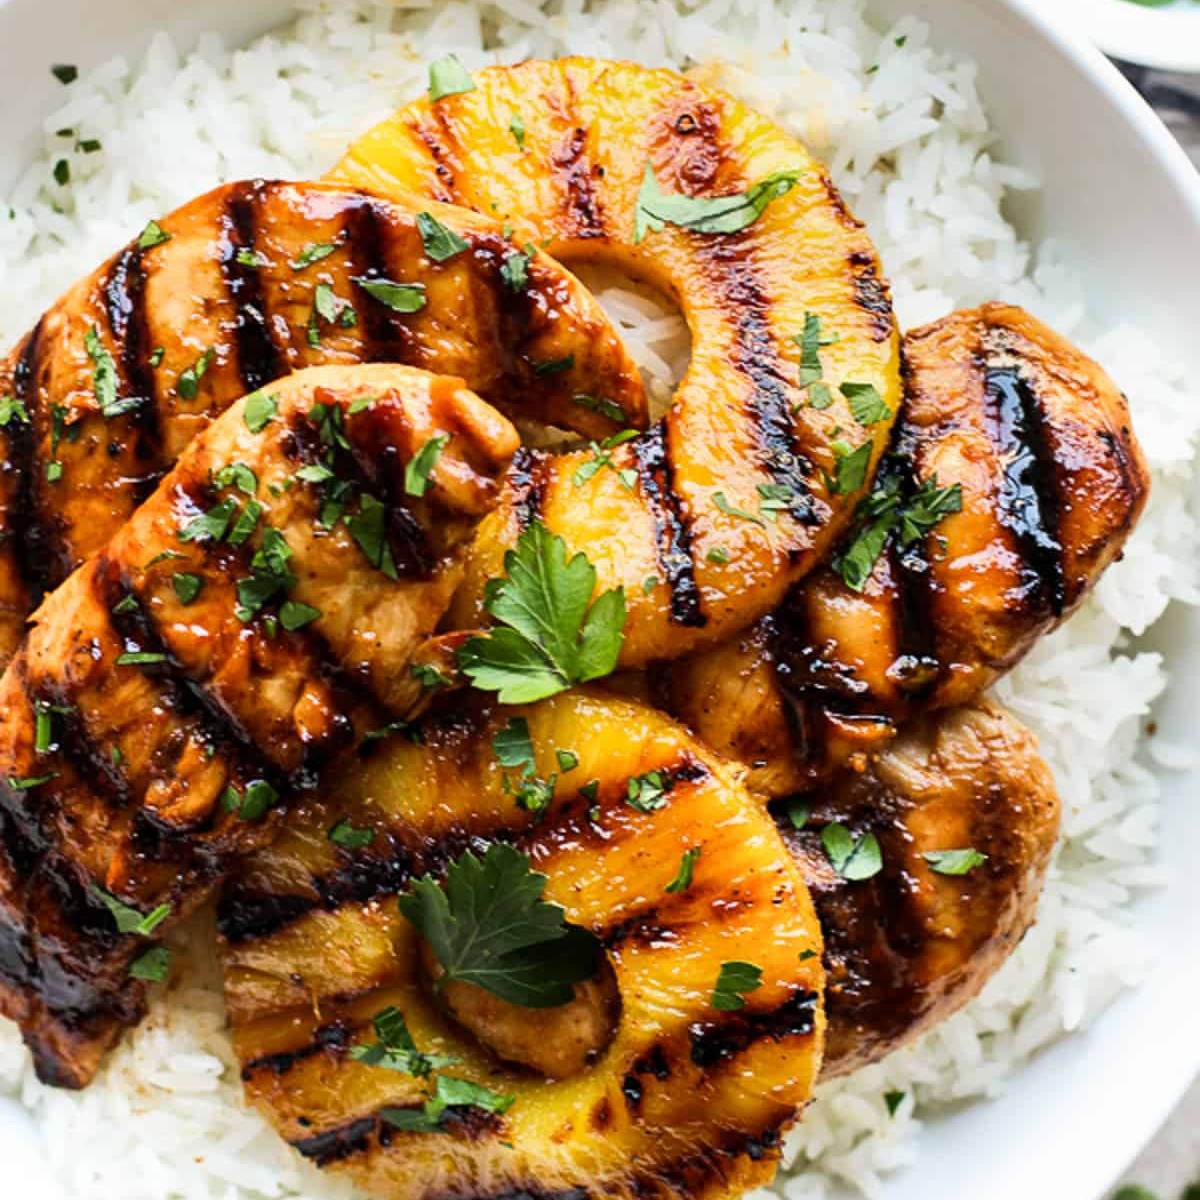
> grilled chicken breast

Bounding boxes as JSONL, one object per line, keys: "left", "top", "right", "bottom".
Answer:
{"left": 789, "top": 700, "right": 1060, "bottom": 1077}
{"left": 0, "top": 179, "right": 645, "bottom": 664}
{"left": 332, "top": 57, "right": 903, "bottom": 666}
{"left": 0, "top": 363, "right": 518, "bottom": 1089}
{"left": 667, "top": 304, "right": 1149, "bottom": 793}
{"left": 220, "top": 689, "right": 826, "bottom": 1200}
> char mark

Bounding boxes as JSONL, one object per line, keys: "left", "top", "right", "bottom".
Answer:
{"left": 104, "top": 246, "right": 162, "bottom": 500}
{"left": 291, "top": 1114, "right": 379, "bottom": 1165}
{"left": 342, "top": 196, "right": 416, "bottom": 363}
{"left": 848, "top": 250, "right": 896, "bottom": 342}
{"left": 632, "top": 423, "right": 705, "bottom": 627}
{"left": 507, "top": 447, "right": 549, "bottom": 534}
{"left": 983, "top": 367, "right": 1066, "bottom": 616}
{"left": 241, "top": 1019, "right": 352, "bottom": 1079}
{"left": 698, "top": 238, "right": 819, "bottom": 528}
{"left": 221, "top": 181, "right": 284, "bottom": 394}
{"left": 552, "top": 125, "right": 605, "bottom": 240}
{"left": 689, "top": 987, "right": 818, "bottom": 1069}
{"left": 11, "top": 320, "right": 58, "bottom": 596}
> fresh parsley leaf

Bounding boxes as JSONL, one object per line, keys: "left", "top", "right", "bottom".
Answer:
{"left": 509, "top": 114, "right": 526, "bottom": 149}
{"left": 756, "top": 482, "right": 799, "bottom": 522}
{"left": 136, "top": 219, "right": 171, "bottom": 250}
{"left": 428, "top": 55, "right": 475, "bottom": 102}
{"left": 798, "top": 948, "right": 818, "bottom": 962}
{"left": 329, "top": 818, "right": 376, "bottom": 850}
{"left": 411, "top": 662, "right": 449, "bottom": 690}
{"left": 713, "top": 490, "right": 765, "bottom": 527}
{"left": 711, "top": 961, "right": 763, "bottom": 1012}
{"left": 786, "top": 801, "right": 810, "bottom": 830}
{"left": 532, "top": 354, "right": 574, "bottom": 377}
{"left": 89, "top": 885, "right": 170, "bottom": 937}
{"left": 634, "top": 163, "right": 802, "bottom": 243}
{"left": 84, "top": 326, "right": 120, "bottom": 417}
{"left": 33, "top": 702, "right": 53, "bottom": 754}
{"left": 0, "top": 395, "right": 29, "bottom": 427}
{"left": 350, "top": 1005, "right": 458, "bottom": 1076}
{"left": 405, "top": 433, "right": 449, "bottom": 498}
{"left": 642, "top": 574, "right": 658, "bottom": 595}
{"left": 706, "top": 546, "right": 730, "bottom": 564}
{"left": 45, "top": 461, "right": 63, "bottom": 483}
{"left": 115, "top": 651, "right": 168, "bottom": 667}
{"left": 923, "top": 847, "right": 987, "bottom": 876}
{"left": 665, "top": 847, "right": 700, "bottom": 894}
{"left": 397, "top": 843, "right": 600, "bottom": 1007}
{"left": 226, "top": 499, "right": 262, "bottom": 547}
{"left": 555, "top": 749, "right": 579, "bottom": 773}
{"left": 795, "top": 311, "right": 828, "bottom": 387}
{"left": 279, "top": 600, "right": 321, "bottom": 631}
{"left": 290, "top": 241, "right": 337, "bottom": 270}
{"left": 128, "top": 945, "right": 171, "bottom": 982}
{"left": 171, "top": 573, "right": 203, "bottom": 605}
{"left": 898, "top": 478, "right": 962, "bottom": 547}
{"left": 53, "top": 159, "right": 70, "bottom": 186}
{"left": 841, "top": 382, "right": 892, "bottom": 426}
{"left": 177, "top": 348, "right": 215, "bottom": 401}
{"left": 830, "top": 439, "right": 872, "bottom": 495}
{"left": 220, "top": 778, "right": 278, "bottom": 821}
{"left": 7, "top": 773, "right": 57, "bottom": 790}
{"left": 212, "top": 462, "right": 257, "bottom": 496}
{"left": 885, "top": 1090, "right": 906, "bottom": 1117}
{"left": 456, "top": 522, "right": 626, "bottom": 703}
{"left": 416, "top": 211, "right": 468, "bottom": 262}
{"left": 808, "top": 381, "right": 834, "bottom": 409}
{"left": 499, "top": 245, "right": 532, "bottom": 292}
{"left": 234, "top": 528, "right": 296, "bottom": 621}
{"left": 353, "top": 275, "right": 427, "bottom": 313}
{"left": 235, "top": 248, "right": 263, "bottom": 268}
{"left": 821, "top": 823, "right": 883, "bottom": 881}
{"left": 347, "top": 494, "right": 399, "bottom": 580}
{"left": 510, "top": 773, "right": 555, "bottom": 817}
{"left": 572, "top": 393, "right": 625, "bottom": 425}
{"left": 51, "top": 64, "right": 78, "bottom": 84}
{"left": 243, "top": 390, "right": 278, "bottom": 433}
{"left": 572, "top": 429, "right": 638, "bottom": 490}
{"left": 492, "top": 717, "right": 536, "bottom": 773}
{"left": 381, "top": 1074, "right": 514, "bottom": 1133}
{"left": 626, "top": 769, "right": 669, "bottom": 813}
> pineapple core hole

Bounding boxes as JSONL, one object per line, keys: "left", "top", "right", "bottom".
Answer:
{"left": 421, "top": 938, "right": 621, "bottom": 1080}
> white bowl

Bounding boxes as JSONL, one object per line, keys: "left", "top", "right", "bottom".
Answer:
{"left": 1039, "top": 0, "right": 1200, "bottom": 74}
{"left": 0, "top": 2, "right": 1197, "bottom": 1199}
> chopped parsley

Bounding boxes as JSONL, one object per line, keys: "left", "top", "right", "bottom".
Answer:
{"left": 53, "top": 159, "right": 70, "bottom": 186}
{"left": 51, "top": 64, "right": 78, "bottom": 85}
{"left": 235, "top": 528, "right": 296, "bottom": 622}
{"left": 555, "top": 749, "right": 579, "bottom": 772}
{"left": 115, "top": 650, "right": 168, "bottom": 667}
{"left": 177, "top": 348, "right": 215, "bottom": 400}
{"left": 706, "top": 547, "right": 730, "bottom": 565}
{"left": 405, "top": 433, "right": 449, "bottom": 498}
{"left": 0, "top": 396, "right": 29, "bottom": 427}
{"left": 411, "top": 661, "right": 449, "bottom": 690}
{"left": 148, "top": 346, "right": 165, "bottom": 368}
{"left": 713, "top": 490, "right": 765, "bottom": 527}
{"left": 572, "top": 393, "right": 625, "bottom": 425}
{"left": 178, "top": 497, "right": 237, "bottom": 544}
{"left": 381, "top": 1074, "right": 514, "bottom": 1133}
{"left": 84, "top": 326, "right": 121, "bottom": 417}
{"left": 821, "top": 822, "right": 883, "bottom": 881}
{"left": 642, "top": 574, "right": 659, "bottom": 595}
{"left": 626, "top": 769, "right": 669, "bottom": 813}
{"left": 347, "top": 493, "right": 399, "bottom": 580}
{"left": 243, "top": 390, "right": 278, "bottom": 434}
{"left": 509, "top": 113, "right": 526, "bottom": 150}
{"left": 45, "top": 461, "right": 62, "bottom": 483}
{"left": 492, "top": 717, "right": 556, "bottom": 817}
{"left": 290, "top": 241, "right": 337, "bottom": 270}
{"left": 829, "top": 439, "right": 873, "bottom": 495}
{"left": 416, "top": 211, "right": 469, "bottom": 262}
{"left": 428, "top": 54, "right": 476, "bottom": 102}
{"left": 665, "top": 847, "right": 700, "bottom": 894}
{"left": 711, "top": 961, "right": 763, "bottom": 1012}
{"left": 786, "top": 801, "right": 810, "bottom": 830}
{"left": 136, "top": 219, "right": 171, "bottom": 250}
{"left": 7, "top": 773, "right": 57, "bottom": 791}
{"left": 808, "top": 381, "right": 834, "bottom": 409}
{"left": 212, "top": 462, "right": 257, "bottom": 496}
{"left": 128, "top": 945, "right": 171, "bottom": 982}
{"left": 220, "top": 778, "right": 279, "bottom": 822}
{"left": 171, "top": 573, "right": 203, "bottom": 605}
{"left": 499, "top": 245, "right": 533, "bottom": 292}
{"left": 90, "top": 886, "right": 170, "bottom": 937}
{"left": 350, "top": 1005, "right": 458, "bottom": 1075}
{"left": 397, "top": 842, "right": 600, "bottom": 1007}
{"left": 531, "top": 354, "right": 574, "bottom": 377}
{"left": 352, "top": 275, "right": 427, "bottom": 313}
{"left": 329, "top": 818, "right": 376, "bottom": 851}
{"left": 841, "top": 382, "right": 892, "bottom": 426}
{"left": 279, "top": 600, "right": 321, "bottom": 631}
{"left": 634, "top": 163, "right": 802, "bottom": 243}
{"left": 923, "top": 847, "right": 987, "bottom": 876}
{"left": 572, "top": 428, "right": 638, "bottom": 490}
{"left": 235, "top": 248, "right": 264, "bottom": 268}
{"left": 885, "top": 1090, "right": 906, "bottom": 1117}
{"left": 795, "top": 311, "right": 836, "bottom": 387}
{"left": 456, "top": 521, "right": 626, "bottom": 703}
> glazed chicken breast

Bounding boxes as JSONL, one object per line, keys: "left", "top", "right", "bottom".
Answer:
{"left": 792, "top": 699, "right": 1060, "bottom": 1078}
{"left": 0, "top": 179, "right": 646, "bottom": 664}
{"left": 666, "top": 303, "right": 1149, "bottom": 794}
{"left": 220, "top": 690, "right": 826, "bottom": 1200}
{"left": 0, "top": 363, "right": 517, "bottom": 1088}
{"left": 332, "top": 57, "right": 904, "bottom": 667}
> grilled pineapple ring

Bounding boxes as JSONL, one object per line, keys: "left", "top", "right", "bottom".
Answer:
{"left": 220, "top": 690, "right": 825, "bottom": 1200}
{"left": 332, "top": 57, "right": 902, "bottom": 666}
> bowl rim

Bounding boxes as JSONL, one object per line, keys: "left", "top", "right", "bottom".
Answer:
{"left": 1041, "top": 0, "right": 1200, "bottom": 74}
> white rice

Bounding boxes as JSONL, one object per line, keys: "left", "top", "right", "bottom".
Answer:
{"left": 0, "top": 2, "right": 1196, "bottom": 1198}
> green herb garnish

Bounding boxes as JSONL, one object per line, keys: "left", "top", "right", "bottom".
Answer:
{"left": 665, "top": 847, "right": 700, "bottom": 894}
{"left": 405, "top": 434, "right": 449, "bottom": 498}
{"left": 243, "top": 390, "right": 278, "bottom": 434}
{"left": 353, "top": 276, "right": 427, "bottom": 313}
{"left": 329, "top": 818, "right": 376, "bottom": 851}
{"left": 711, "top": 961, "right": 763, "bottom": 1012}
{"left": 90, "top": 886, "right": 170, "bottom": 936}
{"left": 841, "top": 382, "right": 892, "bottom": 426}
{"left": 136, "top": 220, "right": 170, "bottom": 250}
{"left": 177, "top": 348, "right": 215, "bottom": 401}
{"left": 350, "top": 1005, "right": 458, "bottom": 1075}
{"left": 290, "top": 241, "right": 337, "bottom": 270}
{"left": 509, "top": 114, "right": 526, "bottom": 150}
{"left": 128, "top": 945, "right": 171, "bottom": 982}
{"left": 416, "top": 212, "right": 468, "bottom": 262}
{"left": 171, "top": 573, "right": 203, "bottom": 605}
{"left": 923, "top": 848, "right": 987, "bottom": 876}
{"left": 821, "top": 823, "right": 883, "bottom": 881}
{"left": 428, "top": 55, "right": 476, "bottom": 102}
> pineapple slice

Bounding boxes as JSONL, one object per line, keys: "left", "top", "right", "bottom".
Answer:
{"left": 329, "top": 58, "right": 902, "bottom": 667}
{"left": 220, "top": 689, "right": 825, "bottom": 1200}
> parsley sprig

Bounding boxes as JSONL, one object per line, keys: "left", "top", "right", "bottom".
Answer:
{"left": 350, "top": 1006, "right": 458, "bottom": 1076}
{"left": 457, "top": 522, "right": 626, "bottom": 703}
{"left": 398, "top": 843, "right": 600, "bottom": 1008}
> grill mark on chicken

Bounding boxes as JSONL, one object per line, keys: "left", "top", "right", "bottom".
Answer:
{"left": 507, "top": 447, "right": 550, "bottom": 533}
{"left": 341, "top": 196, "right": 406, "bottom": 360}
{"left": 697, "top": 236, "right": 820, "bottom": 529}
{"left": 12, "top": 321, "right": 54, "bottom": 596}
{"left": 688, "top": 987, "right": 819, "bottom": 1069}
{"left": 103, "top": 246, "right": 162, "bottom": 500}
{"left": 220, "top": 181, "right": 285, "bottom": 393}
{"left": 631, "top": 423, "right": 704, "bottom": 627}
{"left": 291, "top": 1114, "right": 380, "bottom": 1165}
{"left": 982, "top": 365, "right": 1066, "bottom": 616}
